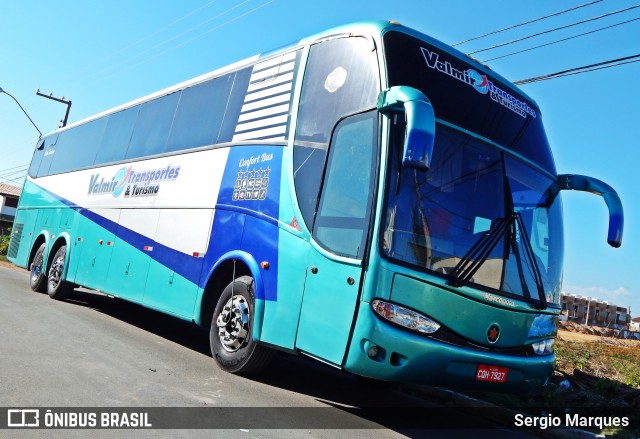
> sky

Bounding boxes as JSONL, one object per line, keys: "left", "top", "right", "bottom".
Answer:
{"left": 1, "top": 0, "right": 638, "bottom": 317}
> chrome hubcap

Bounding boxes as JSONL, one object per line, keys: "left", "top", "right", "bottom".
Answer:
{"left": 31, "top": 265, "right": 42, "bottom": 283}
{"left": 216, "top": 295, "right": 250, "bottom": 352}
{"left": 31, "top": 253, "right": 43, "bottom": 283}
{"left": 49, "top": 255, "right": 64, "bottom": 289}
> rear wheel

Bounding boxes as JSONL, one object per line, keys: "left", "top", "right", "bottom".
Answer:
{"left": 30, "top": 243, "right": 47, "bottom": 293}
{"left": 210, "top": 275, "right": 273, "bottom": 374}
{"left": 47, "top": 245, "right": 73, "bottom": 300}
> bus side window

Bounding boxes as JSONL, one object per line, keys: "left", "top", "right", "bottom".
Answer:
{"left": 48, "top": 117, "right": 107, "bottom": 174}
{"left": 36, "top": 134, "right": 59, "bottom": 178}
{"left": 313, "top": 111, "right": 378, "bottom": 259}
{"left": 29, "top": 138, "right": 46, "bottom": 178}
{"left": 95, "top": 106, "right": 140, "bottom": 165}
{"left": 125, "top": 91, "right": 181, "bottom": 160}
{"left": 165, "top": 73, "right": 235, "bottom": 153}
{"left": 294, "top": 36, "right": 379, "bottom": 229}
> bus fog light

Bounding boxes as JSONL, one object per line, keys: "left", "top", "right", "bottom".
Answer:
{"left": 532, "top": 338, "right": 554, "bottom": 355}
{"left": 371, "top": 299, "right": 440, "bottom": 334}
{"left": 367, "top": 345, "right": 379, "bottom": 358}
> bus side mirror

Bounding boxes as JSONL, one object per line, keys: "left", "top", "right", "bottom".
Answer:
{"left": 559, "top": 174, "right": 624, "bottom": 248}
{"left": 377, "top": 86, "right": 435, "bottom": 170}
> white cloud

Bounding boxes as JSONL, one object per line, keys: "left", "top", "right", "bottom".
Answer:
{"left": 563, "top": 285, "right": 640, "bottom": 318}
{"left": 563, "top": 285, "right": 632, "bottom": 300}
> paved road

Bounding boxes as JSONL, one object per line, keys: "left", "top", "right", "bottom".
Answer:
{"left": 0, "top": 264, "right": 536, "bottom": 438}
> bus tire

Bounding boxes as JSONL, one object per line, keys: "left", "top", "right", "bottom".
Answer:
{"left": 210, "top": 275, "right": 273, "bottom": 375}
{"left": 47, "top": 245, "right": 73, "bottom": 300}
{"left": 30, "top": 243, "right": 48, "bottom": 293}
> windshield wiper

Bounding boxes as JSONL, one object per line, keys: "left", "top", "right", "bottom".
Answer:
{"left": 513, "top": 213, "right": 547, "bottom": 309}
{"left": 448, "top": 217, "right": 510, "bottom": 288}
{"left": 448, "top": 212, "right": 547, "bottom": 309}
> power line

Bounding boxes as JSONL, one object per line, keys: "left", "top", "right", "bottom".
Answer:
{"left": 453, "top": 0, "right": 604, "bottom": 46}
{"left": 0, "top": 174, "right": 26, "bottom": 184}
{"left": 71, "top": 0, "right": 223, "bottom": 79}
{"left": 82, "top": 0, "right": 255, "bottom": 85}
{"left": 115, "top": 0, "right": 275, "bottom": 76}
{"left": 0, "top": 163, "right": 30, "bottom": 174}
{"left": 0, "top": 168, "right": 28, "bottom": 179}
{"left": 514, "top": 54, "right": 640, "bottom": 84}
{"left": 468, "top": 4, "right": 640, "bottom": 55}
{"left": 481, "top": 16, "right": 640, "bottom": 62}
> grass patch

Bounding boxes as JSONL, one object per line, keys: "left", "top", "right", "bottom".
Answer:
{"left": 466, "top": 335, "right": 640, "bottom": 437}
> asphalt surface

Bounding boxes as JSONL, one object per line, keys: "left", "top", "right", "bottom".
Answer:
{"left": 0, "top": 263, "right": 540, "bottom": 438}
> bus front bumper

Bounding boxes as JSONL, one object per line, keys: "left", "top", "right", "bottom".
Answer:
{"left": 343, "top": 303, "right": 554, "bottom": 393}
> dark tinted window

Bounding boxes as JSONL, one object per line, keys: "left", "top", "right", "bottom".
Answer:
{"left": 296, "top": 37, "right": 378, "bottom": 144}
{"left": 35, "top": 134, "right": 59, "bottom": 177}
{"left": 48, "top": 117, "right": 107, "bottom": 174}
{"left": 28, "top": 138, "right": 45, "bottom": 178}
{"left": 125, "top": 92, "right": 180, "bottom": 159}
{"left": 217, "top": 68, "right": 252, "bottom": 143}
{"left": 294, "top": 37, "right": 379, "bottom": 229}
{"left": 165, "top": 73, "right": 235, "bottom": 153}
{"left": 95, "top": 107, "right": 139, "bottom": 165}
{"left": 293, "top": 142, "right": 328, "bottom": 229}
{"left": 313, "top": 111, "right": 378, "bottom": 258}
{"left": 383, "top": 31, "right": 556, "bottom": 173}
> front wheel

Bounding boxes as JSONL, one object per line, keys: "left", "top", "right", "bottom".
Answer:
{"left": 47, "top": 245, "right": 73, "bottom": 300}
{"left": 210, "top": 276, "right": 273, "bottom": 375}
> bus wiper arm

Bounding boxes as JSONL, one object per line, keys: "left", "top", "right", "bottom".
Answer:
{"left": 514, "top": 213, "right": 547, "bottom": 309}
{"left": 448, "top": 217, "right": 510, "bottom": 288}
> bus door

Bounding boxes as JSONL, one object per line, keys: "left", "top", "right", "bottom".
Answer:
{"left": 295, "top": 111, "right": 378, "bottom": 365}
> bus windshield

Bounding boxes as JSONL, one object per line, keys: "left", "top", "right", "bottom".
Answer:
{"left": 382, "top": 123, "right": 564, "bottom": 307}
{"left": 383, "top": 30, "right": 556, "bottom": 174}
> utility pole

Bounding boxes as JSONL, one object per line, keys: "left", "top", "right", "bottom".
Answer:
{"left": 36, "top": 90, "right": 72, "bottom": 128}
{"left": 585, "top": 297, "right": 591, "bottom": 326}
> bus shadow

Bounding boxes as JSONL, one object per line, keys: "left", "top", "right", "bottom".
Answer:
{"left": 61, "top": 287, "right": 510, "bottom": 438}
{"left": 64, "top": 288, "right": 211, "bottom": 356}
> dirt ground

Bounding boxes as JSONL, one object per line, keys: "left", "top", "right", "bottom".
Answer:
{"left": 558, "top": 321, "right": 640, "bottom": 346}
{"left": 0, "top": 259, "right": 22, "bottom": 270}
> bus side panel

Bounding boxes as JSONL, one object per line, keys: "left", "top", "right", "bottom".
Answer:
{"left": 262, "top": 149, "right": 306, "bottom": 350}
{"left": 105, "top": 209, "right": 159, "bottom": 303}
{"left": 7, "top": 207, "right": 38, "bottom": 267}
{"left": 9, "top": 180, "right": 73, "bottom": 267}
{"left": 202, "top": 145, "right": 291, "bottom": 341}
{"left": 261, "top": 228, "right": 307, "bottom": 349}
{"left": 143, "top": 208, "right": 214, "bottom": 318}
{"left": 70, "top": 208, "right": 119, "bottom": 289}
{"left": 211, "top": 145, "right": 283, "bottom": 298}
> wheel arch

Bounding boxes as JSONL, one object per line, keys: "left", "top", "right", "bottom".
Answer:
{"left": 197, "top": 251, "right": 266, "bottom": 341}
{"left": 28, "top": 233, "right": 48, "bottom": 270}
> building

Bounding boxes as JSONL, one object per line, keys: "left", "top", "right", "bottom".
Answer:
{"left": 0, "top": 183, "right": 21, "bottom": 235}
{"left": 560, "top": 292, "right": 629, "bottom": 329}
{"left": 630, "top": 317, "right": 640, "bottom": 332}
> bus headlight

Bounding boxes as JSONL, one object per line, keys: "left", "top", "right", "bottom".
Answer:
{"left": 532, "top": 338, "right": 555, "bottom": 355}
{"left": 371, "top": 299, "right": 440, "bottom": 334}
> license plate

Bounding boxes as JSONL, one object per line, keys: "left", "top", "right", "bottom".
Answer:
{"left": 475, "top": 364, "right": 508, "bottom": 383}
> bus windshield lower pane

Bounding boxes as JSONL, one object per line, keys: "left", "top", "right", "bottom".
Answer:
{"left": 382, "top": 123, "right": 563, "bottom": 306}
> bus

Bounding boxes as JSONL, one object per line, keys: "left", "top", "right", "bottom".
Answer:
{"left": 8, "top": 21, "right": 623, "bottom": 392}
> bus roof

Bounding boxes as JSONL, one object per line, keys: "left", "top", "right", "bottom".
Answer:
{"left": 45, "top": 20, "right": 538, "bottom": 138}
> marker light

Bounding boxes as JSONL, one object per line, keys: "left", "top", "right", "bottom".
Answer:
{"left": 531, "top": 338, "right": 555, "bottom": 355}
{"left": 371, "top": 299, "right": 440, "bottom": 335}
